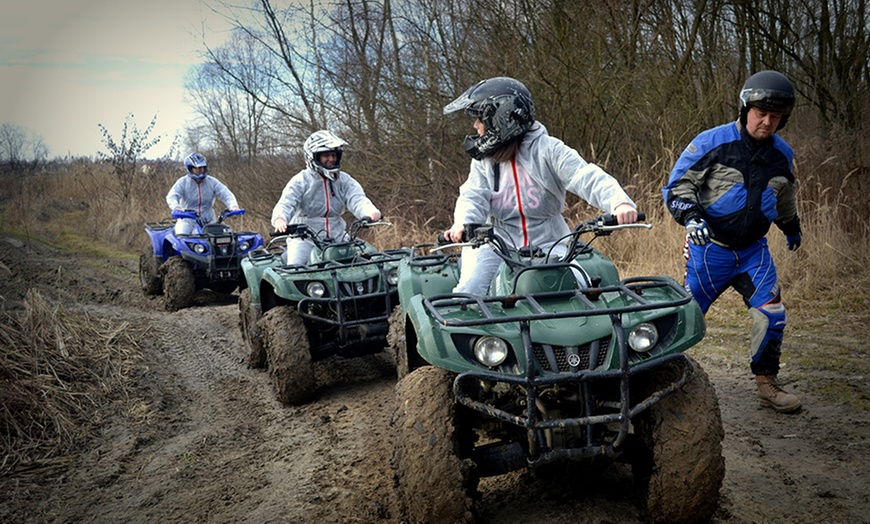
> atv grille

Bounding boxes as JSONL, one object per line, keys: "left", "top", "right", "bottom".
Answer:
{"left": 338, "top": 276, "right": 379, "bottom": 297}
{"left": 532, "top": 337, "right": 610, "bottom": 372}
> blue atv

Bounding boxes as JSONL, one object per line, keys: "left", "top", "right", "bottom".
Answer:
{"left": 238, "top": 219, "right": 409, "bottom": 404}
{"left": 139, "top": 208, "right": 264, "bottom": 311}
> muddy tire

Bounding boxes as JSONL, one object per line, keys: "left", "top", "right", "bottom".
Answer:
{"left": 388, "top": 307, "right": 426, "bottom": 381}
{"left": 238, "top": 289, "right": 265, "bottom": 369}
{"left": 259, "top": 306, "right": 315, "bottom": 405}
{"left": 161, "top": 257, "right": 195, "bottom": 311}
{"left": 139, "top": 251, "right": 163, "bottom": 295}
{"left": 387, "top": 308, "right": 409, "bottom": 379}
{"left": 392, "top": 366, "right": 476, "bottom": 523}
{"left": 631, "top": 356, "right": 725, "bottom": 524}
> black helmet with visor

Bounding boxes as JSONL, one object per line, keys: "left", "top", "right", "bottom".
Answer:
{"left": 443, "top": 77, "right": 535, "bottom": 160}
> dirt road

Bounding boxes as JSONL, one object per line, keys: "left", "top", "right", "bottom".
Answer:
{"left": 1, "top": 233, "right": 868, "bottom": 523}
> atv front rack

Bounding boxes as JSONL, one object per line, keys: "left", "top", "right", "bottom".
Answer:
{"left": 423, "top": 275, "right": 692, "bottom": 326}
{"left": 421, "top": 276, "right": 695, "bottom": 474}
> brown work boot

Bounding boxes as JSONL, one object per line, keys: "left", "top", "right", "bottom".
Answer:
{"left": 756, "top": 375, "right": 802, "bottom": 413}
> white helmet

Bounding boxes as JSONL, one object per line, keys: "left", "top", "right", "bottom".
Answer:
{"left": 303, "top": 130, "right": 347, "bottom": 180}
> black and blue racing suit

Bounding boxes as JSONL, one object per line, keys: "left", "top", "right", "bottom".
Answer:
{"left": 662, "top": 121, "right": 801, "bottom": 376}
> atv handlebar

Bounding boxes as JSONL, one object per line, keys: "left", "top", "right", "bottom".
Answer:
{"left": 433, "top": 213, "right": 651, "bottom": 260}
{"left": 268, "top": 219, "right": 392, "bottom": 248}
{"left": 171, "top": 208, "right": 246, "bottom": 223}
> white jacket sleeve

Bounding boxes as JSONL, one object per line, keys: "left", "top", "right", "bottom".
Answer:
{"left": 341, "top": 174, "right": 380, "bottom": 219}
{"left": 271, "top": 172, "right": 307, "bottom": 227}
{"left": 549, "top": 139, "right": 635, "bottom": 213}
{"left": 210, "top": 178, "right": 239, "bottom": 210}
{"left": 166, "top": 177, "right": 186, "bottom": 210}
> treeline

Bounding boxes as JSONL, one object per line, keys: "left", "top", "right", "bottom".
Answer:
{"left": 182, "top": 0, "right": 868, "bottom": 223}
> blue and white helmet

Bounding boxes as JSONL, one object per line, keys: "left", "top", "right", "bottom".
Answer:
{"left": 184, "top": 153, "right": 208, "bottom": 181}
{"left": 303, "top": 130, "right": 347, "bottom": 180}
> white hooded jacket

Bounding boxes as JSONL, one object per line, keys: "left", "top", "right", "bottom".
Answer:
{"left": 453, "top": 123, "right": 635, "bottom": 251}
{"left": 271, "top": 168, "right": 380, "bottom": 240}
{"left": 166, "top": 175, "right": 239, "bottom": 224}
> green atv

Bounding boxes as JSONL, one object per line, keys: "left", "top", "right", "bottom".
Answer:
{"left": 388, "top": 214, "right": 724, "bottom": 524}
{"left": 238, "top": 219, "right": 409, "bottom": 405}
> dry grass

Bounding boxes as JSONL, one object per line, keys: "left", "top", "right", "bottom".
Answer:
{"left": 0, "top": 290, "right": 144, "bottom": 477}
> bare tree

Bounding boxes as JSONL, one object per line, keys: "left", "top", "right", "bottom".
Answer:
{"left": 97, "top": 114, "right": 168, "bottom": 202}
{"left": 186, "top": 30, "right": 277, "bottom": 163}
{"left": 0, "top": 123, "right": 49, "bottom": 174}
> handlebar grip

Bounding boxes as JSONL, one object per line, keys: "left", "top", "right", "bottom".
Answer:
{"left": 602, "top": 211, "right": 646, "bottom": 226}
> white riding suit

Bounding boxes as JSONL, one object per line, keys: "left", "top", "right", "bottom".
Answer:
{"left": 271, "top": 168, "right": 381, "bottom": 266}
{"left": 452, "top": 123, "right": 636, "bottom": 294}
{"left": 166, "top": 175, "right": 239, "bottom": 234}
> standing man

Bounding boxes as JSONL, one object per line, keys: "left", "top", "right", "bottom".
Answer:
{"left": 663, "top": 70, "right": 803, "bottom": 413}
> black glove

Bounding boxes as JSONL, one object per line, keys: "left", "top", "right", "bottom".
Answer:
{"left": 786, "top": 233, "right": 802, "bottom": 251}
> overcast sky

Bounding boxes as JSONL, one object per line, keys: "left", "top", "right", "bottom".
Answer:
{"left": 0, "top": 0, "right": 233, "bottom": 159}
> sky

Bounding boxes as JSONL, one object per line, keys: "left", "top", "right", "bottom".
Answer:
{"left": 0, "top": 0, "right": 233, "bottom": 159}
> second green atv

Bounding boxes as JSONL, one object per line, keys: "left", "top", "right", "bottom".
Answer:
{"left": 239, "top": 219, "right": 409, "bottom": 405}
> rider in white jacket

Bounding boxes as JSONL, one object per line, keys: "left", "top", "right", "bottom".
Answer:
{"left": 166, "top": 153, "right": 239, "bottom": 234}
{"left": 443, "top": 77, "right": 637, "bottom": 294}
{"left": 271, "top": 130, "right": 382, "bottom": 266}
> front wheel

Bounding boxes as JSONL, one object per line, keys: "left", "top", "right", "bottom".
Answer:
{"left": 392, "top": 366, "right": 477, "bottom": 523}
{"left": 388, "top": 307, "right": 426, "bottom": 380}
{"left": 161, "top": 257, "right": 195, "bottom": 311}
{"left": 139, "top": 251, "right": 163, "bottom": 295}
{"left": 630, "top": 356, "right": 725, "bottom": 524}
{"left": 238, "top": 289, "right": 265, "bottom": 369}
{"left": 259, "top": 306, "right": 315, "bottom": 405}
{"left": 387, "top": 308, "right": 409, "bottom": 379}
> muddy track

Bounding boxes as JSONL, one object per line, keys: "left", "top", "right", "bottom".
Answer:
{"left": 1, "top": 234, "right": 868, "bottom": 523}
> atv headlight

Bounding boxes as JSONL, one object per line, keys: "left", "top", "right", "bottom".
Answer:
{"left": 628, "top": 322, "right": 658, "bottom": 352}
{"left": 305, "top": 281, "right": 326, "bottom": 298}
{"left": 239, "top": 240, "right": 252, "bottom": 252}
{"left": 187, "top": 242, "right": 208, "bottom": 254}
{"left": 473, "top": 336, "right": 509, "bottom": 367}
{"left": 386, "top": 268, "right": 399, "bottom": 286}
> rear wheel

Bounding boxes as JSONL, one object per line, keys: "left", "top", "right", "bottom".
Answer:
{"left": 392, "top": 366, "right": 477, "bottom": 523}
{"left": 238, "top": 289, "right": 265, "bottom": 369}
{"left": 630, "top": 356, "right": 725, "bottom": 524}
{"left": 161, "top": 257, "right": 195, "bottom": 311}
{"left": 259, "top": 306, "right": 315, "bottom": 405}
{"left": 139, "top": 251, "right": 163, "bottom": 295}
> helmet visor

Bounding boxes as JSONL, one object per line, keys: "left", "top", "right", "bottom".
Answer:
{"left": 741, "top": 88, "right": 794, "bottom": 114}
{"left": 444, "top": 92, "right": 476, "bottom": 115}
{"left": 443, "top": 79, "right": 488, "bottom": 115}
